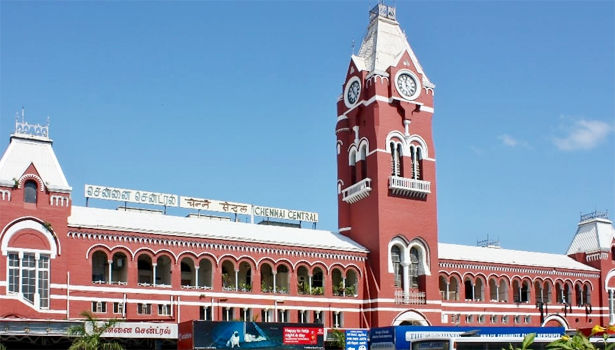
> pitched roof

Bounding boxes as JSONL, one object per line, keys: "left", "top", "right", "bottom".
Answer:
{"left": 438, "top": 242, "right": 598, "bottom": 272}
{"left": 354, "top": 4, "right": 432, "bottom": 86}
{"left": 0, "top": 135, "right": 71, "bottom": 192}
{"left": 68, "top": 206, "right": 369, "bottom": 253}
{"left": 566, "top": 217, "right": 615, "bottom": 255}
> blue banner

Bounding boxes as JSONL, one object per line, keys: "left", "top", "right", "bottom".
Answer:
{"left": 394, "top": 326, "right": 565, "bottom": 350}
{"left": 345, "top": 329, "right": 368, "bottom": 350}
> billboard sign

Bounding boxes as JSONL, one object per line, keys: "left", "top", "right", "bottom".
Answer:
{"left": 189, "top": 321, "right": 324, "bottom": 349}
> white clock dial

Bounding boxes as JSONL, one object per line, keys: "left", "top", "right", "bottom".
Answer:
{"left": 397, "top": 73, "right": 417, "bottom": 98}
{"left": 347, "top": 80, "right": 361, "bottom": 105}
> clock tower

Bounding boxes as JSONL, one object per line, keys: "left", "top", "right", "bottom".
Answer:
{"left": 336, "top": 4, "right": 440, "bottom": 327}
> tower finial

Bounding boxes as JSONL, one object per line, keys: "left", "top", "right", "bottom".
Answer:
{"left": 352, "top": 39, "right": 355, "bottom": 55}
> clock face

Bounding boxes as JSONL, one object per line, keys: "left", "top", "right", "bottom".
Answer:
{"left": 396, "top": 72, "right": 418, "bottom": 99}
{"left": 347, "top": 80, "right": 361, "bottom": 105}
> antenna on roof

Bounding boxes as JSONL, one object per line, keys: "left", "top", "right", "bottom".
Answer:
{"left": 352, "top": 39, "right": 355, "bottom": 55}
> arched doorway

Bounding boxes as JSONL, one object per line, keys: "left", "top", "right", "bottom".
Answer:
{"left": 392, "top": 310, "right": 430, "bottom": 326}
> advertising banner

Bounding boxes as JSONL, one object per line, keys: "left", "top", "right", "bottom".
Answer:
{"left": 394, "top": 326, "right": 565, "bottom": 350}
{"left": 177, "top": 321, "right": 194, "bottom": 350}
{"left": 191, "top": 321, "right": 324, "bottom": 349}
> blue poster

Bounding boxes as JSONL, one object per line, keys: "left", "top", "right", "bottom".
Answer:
{"left": 370, "top": 326, "right": 395, "bottom": 350}
{"left": 345, "top": 329, "right": 368, "bottom": 350}
{"left": 394, "top": 326, "right": 565, "bottom": 350}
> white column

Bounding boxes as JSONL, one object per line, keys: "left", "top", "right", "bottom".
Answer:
{"left": 194, "top": 266, "right": 199, "bottom": 288}
{"left": 34, "top": 253, "right": 40, "bottom": 307}
{"left": 309, "top": 275, "right": 313, "bottom": 294}
{"left": 446, "top": 282, "right": 450, "bottom": 301}
{"left": 401, "top": 262, "right": 410, "bottom": 300}
{"left": 342, "top": 277, "right": 346, "bottom": 297}
{"left": 609, "top": 289, "right": 615, "bottom": 324}
{"left": 404, "top": 119, "right": 411, "bottom": 137}
{"left": 235, "top": 270, "right": 239, "bottom": 292}
{"left": 273, "top": 273, "right": 277, "bottom": 293}
{"left": 496, "top": 285, "right": 500, "bottom": 302}
{"left": 274, "top": 302, "right": 278, "bottom": 322}
{"left": 107, "top": 260, "right": 113, "bottom": 284}
{"left": 353, "top": 125, "right": 359, "bottom": 144}
{"left": 18, "top": 251, "right": 24, "bottom": 294}
{"left": 152, "top": 263, "right": 157, "bottom": 286}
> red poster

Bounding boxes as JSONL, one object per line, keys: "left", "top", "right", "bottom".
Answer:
{"left": 283, "top": 327, "right": 319, "bottom": 345}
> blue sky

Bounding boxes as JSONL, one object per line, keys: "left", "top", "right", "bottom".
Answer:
{"left": 0, "top": 1, "right": 613, "bottom": 254}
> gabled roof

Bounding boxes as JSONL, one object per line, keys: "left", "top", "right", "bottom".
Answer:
{"left": 0, "top": 134, "right": 71, "bottom": 192}
{"left": 439, "top": 242, "right": 598, "bottom": 272}
{"left": 68, "top": 206, "right": 369, "bottom": 253}
{"left": 353, "top": 4, "right": 432, "bottom": 86}
{"left": 566, "top": 216, "right": 615, "bottom": 255}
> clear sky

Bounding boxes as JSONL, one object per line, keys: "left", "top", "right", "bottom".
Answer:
{"left": 0, "top": 1, "right": 613, "bottom": 254}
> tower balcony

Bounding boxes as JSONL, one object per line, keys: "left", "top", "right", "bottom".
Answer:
{"left": 389, "top": 176, "right": 430, "bottom": 198}
{"left": 342, "top": 178, "right": 372, "bottom": 204}
{"left": 394, "top": 290, "right": 426, "bottom": 305}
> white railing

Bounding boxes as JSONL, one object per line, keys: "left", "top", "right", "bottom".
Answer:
{"left": 389, "top": 176, "right": 430, "bottom": 197}
{"left": 394, "top": 290, "right": 426, "bottom": 305}
{"left": 342, "top": 178, "right": 372, "bottom": 203}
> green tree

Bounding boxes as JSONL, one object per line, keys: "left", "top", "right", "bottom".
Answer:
{"left": 67, "top": 311, "right": 125, "bottom": 350}
{"left": 0, "top": 341, "right": 6, "bottom": 350}
{"left": 329, "top": 329, "right": 345, "bottom": 349}
{"left": 505, "top": 333, "right": 535, "bottom": 350}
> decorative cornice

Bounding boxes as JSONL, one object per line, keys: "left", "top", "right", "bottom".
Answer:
{"left": 439, "top": 262, "right": 600, "bottom": 279}
{"left": 67, "top": 231, "right": 366, "bottom": 262}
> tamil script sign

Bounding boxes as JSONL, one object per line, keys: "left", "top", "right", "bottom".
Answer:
{"left": 179, "top": 196, "right": 252, "bottom": 214}
{"left": 85, "top": 185, "right": 178, "bottom": 207}
{"left": 253, "top": 205, "right": 318, "bottom": 222}
{"left": 89, "top": 322, "right": 177, "bottom": 339}
{"left": 85, "top": 184, "right": 318, "bottom": 223}
{"left": 345, "top": 329, "right": 368, "bottom": 350}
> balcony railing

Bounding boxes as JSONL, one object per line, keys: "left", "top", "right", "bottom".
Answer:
{"left": 342, "top": 178, "right": 372, "bottom": 203}
{"left": 389, "top": 176, "right": 430, "bottom": 198}
{"left": 394, "top": 290, "right": 426, "bottom": 305}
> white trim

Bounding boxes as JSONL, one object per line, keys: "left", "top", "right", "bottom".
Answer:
{"left": 339, "top": 227, "right": 351, "bottom": 232}
{"left": 1, "top": 219, "right": 58, "bottom": 258}
{"left": 341, "top": 94, "right": 433, "bottom": 117}
{"left": 420, "top": 106, "right": 434, "bottom": 113}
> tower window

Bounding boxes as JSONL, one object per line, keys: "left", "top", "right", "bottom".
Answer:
{"left": 409, "top": 247, "right": 419, "bottom": 288}
{"left": 390, "top": 142, "right": 402, "bottom": 176}
{"left": 350, "top": 154, "right": 357, "bottom": 184}
{"left": 391, "top": 245, "right": 402, "bottom": 288}
{"left": 24, "top": 180, "right": 37, "bottom": 203}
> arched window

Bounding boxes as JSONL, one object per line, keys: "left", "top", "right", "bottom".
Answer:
{"left": 489, "top": 278, "right": 499, "bottom": 301}
{"left": 583, "top": 284, "right": 591, "bottom": 305}
{"left": 416, "top": 148, "right": 424, "bottom": 180}
{"left": 349, "top": 150, "right": 357, "bottom": 184}
{"left": 24, "top": 180, "right": 37, "bottom": 203}
{"left": 409, "top": 247, "right": 419, "bottom": 289}
{"left": 391, "top": 245, "right": 402, "bottom": 288}
{"left": 575, "top": 283, "right": 583, "bottom": 306}
{"left": 359, "top": 145, "right": 368, "bottom": 180}
{"left": 390, "top": 142, "right": 402, "bottom": 176}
